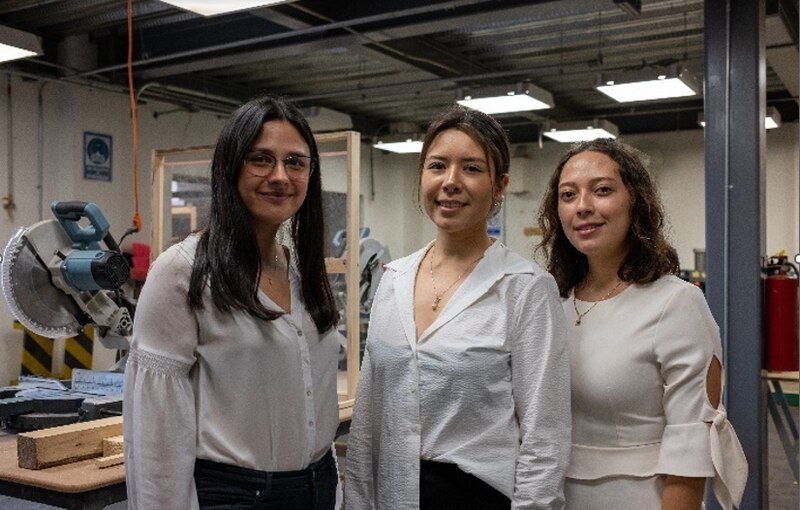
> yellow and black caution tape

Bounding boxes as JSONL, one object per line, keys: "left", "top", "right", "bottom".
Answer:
{"left": 14, "top": 321, "right": 54, "bottom": 377}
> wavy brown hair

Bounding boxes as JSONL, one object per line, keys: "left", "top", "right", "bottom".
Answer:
{"left": 537, "top": 138, "right": 679, "bottom": 297}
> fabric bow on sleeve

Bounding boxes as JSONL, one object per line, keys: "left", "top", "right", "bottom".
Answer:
{"left": 708, "top": 410, "right": 748, "bottom": 510}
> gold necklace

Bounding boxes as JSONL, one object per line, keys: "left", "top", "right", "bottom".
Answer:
{"left": 428, "top": 241, "right": 484, "bottom": 311}
{"left": 572, "top": 280, "right": 624, "bottom": 326}
{"left": 265, "top": 247, "right": 281, "bottom": 286}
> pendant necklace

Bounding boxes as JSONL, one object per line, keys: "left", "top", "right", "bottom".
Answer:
{"left": 265, "top": 248, "right": 280, "bottom": 286}
{"left": 429, "top": 241, "right": 484, "bottom": 312}
{"left": 572, "top": 280, "right": 624, "bottom": 326}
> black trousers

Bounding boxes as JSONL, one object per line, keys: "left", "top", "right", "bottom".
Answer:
{"left": 193, "top": 450, "right": 337, "bottom": 510}
{"left": 419, "top": 460, "right": 511, "bottom": 510}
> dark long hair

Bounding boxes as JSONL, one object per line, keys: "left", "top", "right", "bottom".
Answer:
{"left": 537, "top": 138, "right": 679, "bottom": 297}
{"left": 417, "top": 105, "right": 510, "bottom": 201}
{"left": 188, "top": 95, "right": 338, "bottom": 333}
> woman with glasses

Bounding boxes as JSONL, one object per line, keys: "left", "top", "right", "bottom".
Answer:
{"left": 345, "top": 106, "right": 571, "bottom": 509}
{"left": 124, "top": 95, "right": 341, "bottom": 510}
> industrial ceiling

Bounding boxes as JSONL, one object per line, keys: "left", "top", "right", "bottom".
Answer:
{"left": 0, "top": 0, "right": 797, "bottom": 143}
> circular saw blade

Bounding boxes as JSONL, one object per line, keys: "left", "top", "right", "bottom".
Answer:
{"left": 1, "top": 224, "right": 82, "bottom": 338}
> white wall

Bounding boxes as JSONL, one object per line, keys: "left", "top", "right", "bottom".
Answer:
{"left": 0, "top": 73, "right": 797, "bottom": 386}
{"left": 0, "top": 75, "right": 227, "bottom": 384}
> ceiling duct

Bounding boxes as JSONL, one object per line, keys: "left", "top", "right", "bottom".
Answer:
{"left": 614, "top": 0, "right": 641, "bottom": 17}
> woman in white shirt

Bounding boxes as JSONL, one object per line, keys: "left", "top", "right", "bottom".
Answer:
{"left": 537, "top": 139, "right": 748, "bottom": 510}
{"left": 345, "top": 106, "right": 571, "bottom": 510}
{"left": 123, "top": 95, "right": 340, "bottom": 510}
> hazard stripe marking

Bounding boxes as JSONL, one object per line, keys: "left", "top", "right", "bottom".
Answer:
{"left": 15, "top": 321, "right": 54, "bottom": 377}
{"left": 64, "top": 330, "right": 93, "bottom": 375}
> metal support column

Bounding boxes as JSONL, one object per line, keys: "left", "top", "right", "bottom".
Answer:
{"left": 704, "top": 1, "right": 767, "bottom": 509}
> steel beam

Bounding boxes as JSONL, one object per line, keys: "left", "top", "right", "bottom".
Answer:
{"left": 704, "top": 1, "right": 767, "bottom": 509}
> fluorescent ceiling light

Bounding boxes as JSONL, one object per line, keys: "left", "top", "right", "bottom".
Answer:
{"left": 458, "top": 82, "right": 554, "bottom": 114}
{"left": 373, "top": 139, "right": 423, "bottom": 154}
{"left": 542, "top": 119, "right": 619, "bottom": 143}
{"left": 765, "top": 106, "right": 781, "bottom": 129}
{"left": 697, "top": 106, "right": 781, "bottom": 130}
{"left": 160, "top": 0, "right": 295, "bottom": 16}
{"left": 596, "top": 67, "right": 699, "bottom": 103}
{"left": 0, "top": 25, "right": 42, "bottom": 63}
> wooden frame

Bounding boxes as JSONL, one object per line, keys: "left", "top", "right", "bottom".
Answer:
{"left": 151, "top": 132, "right": 362, "bottom": 415}
{"left": 316, "top": 131, "right": 361, "bottom": 413}
{"left": 150, "top": 145, "right": 213, "bottom": 258}
{"left": 170, "top": 205, "right": 197, "bottom": 241}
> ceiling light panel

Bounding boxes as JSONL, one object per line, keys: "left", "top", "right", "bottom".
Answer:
{"left": 596, "top": 67, "right": 699, "bottom": 103}
{"left": 0, "top": 24, "right": 42, "bottom": 63}
{"left": 542, "top": 119, "right": 619, "bottom": 143}
{"left": 458, "top": 82, "right": 554, "bottom": 114}
{"left": 698, "top": 106, "right": 782, "bottom": 130}
{"left": 372, "top": 139, "right": 423, "bottom": 154}
{"left": 160, "top": 1, "right": 295, "bottom": 16}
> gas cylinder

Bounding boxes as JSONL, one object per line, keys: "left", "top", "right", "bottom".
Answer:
{"left": 764, "top": 273, "right": 799, "bottom": 371}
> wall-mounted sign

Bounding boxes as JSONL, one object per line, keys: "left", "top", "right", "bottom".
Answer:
{"left": 83, "top": 132, "right": 112, "bottom": 182}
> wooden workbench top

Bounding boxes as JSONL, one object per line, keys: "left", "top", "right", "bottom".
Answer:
{"left": 0, "top": 434, "right": 124, "bottom": 493}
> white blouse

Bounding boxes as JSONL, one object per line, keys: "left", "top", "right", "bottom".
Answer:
{"left": 123, "top": 234, "right": 341, "bottom": 510}
{"left": 564, "top": 275, "right": 747, "bottom": 510}
{"left": 345, "top": 240, "right": 571, "bottom": 510}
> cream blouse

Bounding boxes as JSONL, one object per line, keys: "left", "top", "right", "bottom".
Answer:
{"left": 564, "top": 275, "right": 747, "bottom": 510}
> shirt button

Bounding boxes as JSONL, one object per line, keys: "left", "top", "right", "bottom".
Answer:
{"left": 410, "top": 388, "right": 416, "bottom": 394}
{"left": 296, "top": 329, "right": 303, "bottom": 336}
{"left": 308, "top": 420, "right": 314, "bottom": 426}
{"left": 306, "top": 390, "right": 312, "bottom": 396}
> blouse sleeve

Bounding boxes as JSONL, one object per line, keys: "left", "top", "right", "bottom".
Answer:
{"left": 123, "top": 245, "right": 200, "bottom": 510}
{"left": 653, "top": 283, "right": 747, "bottom": 509}
{"left": 510, "top": 273, "right": 571, "bottom": 510}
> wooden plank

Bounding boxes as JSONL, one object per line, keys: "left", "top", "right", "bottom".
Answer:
{"left": 0, "top": 435, "right": 125, "bottom": 493}
{"left": 325, "top": 257, "right": 347, "bottom": 274}
{"left": 95, "top": 453, "right": 124, "bottom": 469}
{"left": 17, "top": 416, "right": 123, "bottom": 469}
{"left": 345, "top": 131, "right": 361, "bottom": 401}
{"left": 102, "top": 435, "right": 124, "bottom": 457}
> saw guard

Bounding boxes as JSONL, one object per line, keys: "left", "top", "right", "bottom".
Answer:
{"left": 1, "top": 223, "right": 83, "bottom": 338}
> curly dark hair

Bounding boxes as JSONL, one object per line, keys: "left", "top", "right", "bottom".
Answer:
{"left": 537, "top": 138, "right": 679, "bottom": 297}
{"left": 187, "top": 95, "right": 338, "bottom": 333}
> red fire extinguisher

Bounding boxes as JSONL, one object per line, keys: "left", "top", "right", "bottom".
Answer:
{"left": 763, "top": 255, "right": 799, "bottom": 371}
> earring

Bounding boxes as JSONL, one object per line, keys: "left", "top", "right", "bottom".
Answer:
{"left": 489, "top": 195, "right": 504, "bottom": 218}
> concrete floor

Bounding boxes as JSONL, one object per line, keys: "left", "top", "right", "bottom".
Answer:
{"left": 0, "top": 408, "right": 797, "bottom": 509}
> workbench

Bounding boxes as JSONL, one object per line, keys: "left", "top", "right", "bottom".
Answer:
{"left": 0, "top": 404, "right": 354, "bottom": 509}
{"left": 0, "top": 433, "right": 126, "bottom": 509}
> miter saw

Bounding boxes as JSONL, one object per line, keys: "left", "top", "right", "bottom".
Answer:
{"left": 0, "top": 201, "right": 134, "bottom": 349}
{"left": 0, "top": 201, "right": 135, "bottom": 430}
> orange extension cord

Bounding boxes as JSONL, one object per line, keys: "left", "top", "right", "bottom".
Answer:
{"left": 127, "top": 0, "right": 142, "bottom": 232}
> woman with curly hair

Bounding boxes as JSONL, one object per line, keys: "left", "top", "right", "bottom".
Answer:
{"left": 538, "top": 138, "right": 747, "bottom": 510}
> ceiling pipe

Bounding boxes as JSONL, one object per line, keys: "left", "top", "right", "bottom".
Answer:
{"left": 71, "top": 0, "right": 496, "bottom": 78}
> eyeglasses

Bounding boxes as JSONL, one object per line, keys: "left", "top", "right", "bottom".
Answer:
{"left": 243, "top": 151, "right": 316, "bottom": 180}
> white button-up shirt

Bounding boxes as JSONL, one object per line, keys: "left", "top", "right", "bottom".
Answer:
{"left": 123, "top": 234, "right": 340, "bottom": 509}
{"left": 345, "top": 241, "right": 571, "bottom": 509}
